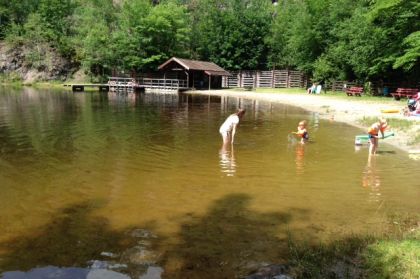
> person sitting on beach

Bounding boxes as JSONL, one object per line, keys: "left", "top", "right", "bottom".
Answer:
{"left": 414, "top": 93, "right": 420, "bottom": 113}
{"left": 292, "top": 120, "right": 309, "bottom": 144}
{"left": 368, "top": 117, "right": 388, "bottom": 155}
{"left": 219, "top": 108, "right": 246, "bottom": 145}
{"left": 307, "top": 83, "right": 316, "bottom": 94}
{"left": 404, "top": 93, "right": 420, "bottom": 116}
{"left": 315, "top": 84, "right": 322, "bottom": 94}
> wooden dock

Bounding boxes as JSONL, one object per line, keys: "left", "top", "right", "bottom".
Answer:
{"left": 64, "top": 77, "right": 189, "bottom": 93}
{"left": 64, "top": 83, "right": 111, "bottom": 92}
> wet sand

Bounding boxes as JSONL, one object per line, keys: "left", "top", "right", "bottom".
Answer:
{"left": 189, "top": 89, "right": 420, "bottom": 154}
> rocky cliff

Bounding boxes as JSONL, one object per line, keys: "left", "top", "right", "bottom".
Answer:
{"left": 0, "top": 42, "right": 77, "bottom": 84}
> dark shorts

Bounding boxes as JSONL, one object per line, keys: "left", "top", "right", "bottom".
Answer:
{"left": 368, "top": 134, "right": 378, "bottom": 139}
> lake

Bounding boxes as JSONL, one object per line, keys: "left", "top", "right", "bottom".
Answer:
{"left": 0, "top": 87, "right": 418, "bottom": 278}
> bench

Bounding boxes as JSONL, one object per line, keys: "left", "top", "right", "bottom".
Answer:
{"left": 391, "top": 88, "right": 418, "bottom": 100}
{"left": 346, "top": 86, "right": 364, "bottom": 96}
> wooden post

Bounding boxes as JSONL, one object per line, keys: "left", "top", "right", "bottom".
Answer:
{"left": 72, "top": 85, "right": 84, "bottom": 91}
{"left": 208, "top": 75, "right": 211, "bottom": 90}
{"left": 185, "top": 71, "right": 189, "bottom": 89}
{"left": 99, "top": 86, "right": 109, "bottom": 92}
{"left": 255, "top": 71, "right": 259, "bottom": 88}
{"left": 272, "top": 67, "right": 275, "bottom": 88}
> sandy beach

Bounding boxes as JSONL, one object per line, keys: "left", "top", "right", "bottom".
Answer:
{"left": 189, "top": 89, "right": 420, "bottom": 155}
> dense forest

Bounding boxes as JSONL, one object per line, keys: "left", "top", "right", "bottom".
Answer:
{"left": 0, "top": 0, "right": 419, "bottom": 84}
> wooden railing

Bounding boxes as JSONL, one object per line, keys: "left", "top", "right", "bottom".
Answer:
{"left": 141, "top": 78, "right": 188, "bottom": 90}
{"left": 107, "top": 77, "right": 188, "bottom": 92}
{"left": 108, "top": 77, "right": 138, "bottom": 90}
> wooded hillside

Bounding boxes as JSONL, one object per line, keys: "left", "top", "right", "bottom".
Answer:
{"left": 0, "top": 0, "right": 419, "bottom": 84}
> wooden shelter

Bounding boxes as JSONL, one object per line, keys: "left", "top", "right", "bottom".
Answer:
{"left": 158, "top": 57, "right": 230, "bottom": 90}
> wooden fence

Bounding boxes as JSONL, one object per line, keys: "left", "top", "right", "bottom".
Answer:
{"left": 222, "top": 70, "right": 309, "bottom": 89}
{"left": 221, "top": 72, "right": 388, "bottom": 93}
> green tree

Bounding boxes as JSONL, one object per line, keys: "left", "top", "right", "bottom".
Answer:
{"left": 394, "top": 31, "right": 420, "bottom": 71}
{"left": 37, "top": 0, "right": 77, "bottom": 56}
{"left": 368, "top": 0, "right": 420, "bottom": 78}
{"left": 313, "top": 2, "right": 375, "bottom": 81}
{"left": 113, "top": 0, "right": 190, "bottom": 72}
{"left": 0, "top": 0, "right": 40, "bottom": 38}
{"left": 193, "top": 0, "right": 273, "bottom": 70}
{"left": 71, "top": 0, "right": 116, "bottom": 78}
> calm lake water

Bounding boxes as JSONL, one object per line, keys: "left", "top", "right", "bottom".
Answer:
{"left": 0, "top": 87, "right": 418, "bottom": 278}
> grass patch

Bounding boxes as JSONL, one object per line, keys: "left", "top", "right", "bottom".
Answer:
{"left": 287, "top": 214, "right": 420, "bottom": 279}
{"left": 255, "top": 88, "right": 307, "bottom": 94}
{"left": 363, "top": 236, "right": 420, "bottom": 279}
{"left": 357, "top": 116, "right": 416, "bottom": 130}
{"left": 362, "top": 214, "right": 420, "bottom": 279}
{"left": 289, "top": 235, "right": 372, "bottom": 278}
{"left": 31, "top": 82, "right": 66, "bottom": 89}
{"left": 0, "top": 72, "right": 23, "bottom": 86}
{"left": 408, "top": 133, "right": 420, "bottom": 146}
{"left": 235, "top": 87, "right": 400, "bottom": 105}
{"left": 357, "top": 116, "right": 420, "bottom": 145}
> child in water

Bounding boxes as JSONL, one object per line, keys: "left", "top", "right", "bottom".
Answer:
{"left": 293, "top": 120, "right": 309, "bottom": 144}
{"left": 368, "top": 117, "right": 388, "bottom": 155}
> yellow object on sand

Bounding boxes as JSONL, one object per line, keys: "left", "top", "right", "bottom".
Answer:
{"left": 380, "top": 108, "right": 400, "bottom": 113}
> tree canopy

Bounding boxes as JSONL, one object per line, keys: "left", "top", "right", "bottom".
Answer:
{"left": 0, "top": 0, "right": 418, "bottom": 83}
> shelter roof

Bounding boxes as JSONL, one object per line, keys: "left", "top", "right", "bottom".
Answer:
{"left": 158, "top": 57, "right": 230, "bottom": 76}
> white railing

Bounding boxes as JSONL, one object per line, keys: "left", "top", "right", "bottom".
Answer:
{"left": 107, "top": 77, "right": 189, "bottom": 92}
{"left": 141, "top": 78, "right": 188, "bottom": 89}
{"left": 108, "top": 77, "right": 138, "bottom": 88}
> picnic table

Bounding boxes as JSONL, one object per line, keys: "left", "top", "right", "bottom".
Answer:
{"left": 391, "top": 88, "right": 418, "bottom": 100}
{"left": 346, "top": 86, "right": 364, "bottom": 97}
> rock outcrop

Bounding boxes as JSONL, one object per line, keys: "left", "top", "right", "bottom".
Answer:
{"left": 0, "top": 42, "right": 77, "bottom": 83}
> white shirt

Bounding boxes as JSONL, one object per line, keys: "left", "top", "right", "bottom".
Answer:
{"left": 219, "top": 114, "right": 239, "bottom": 134}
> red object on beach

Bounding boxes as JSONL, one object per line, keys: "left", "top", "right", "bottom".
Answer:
{"left": 391, "top": 88, "right": 418, "bottom": 100}
{"left": 346, "top": 87, "right": 364, "bottom": 97}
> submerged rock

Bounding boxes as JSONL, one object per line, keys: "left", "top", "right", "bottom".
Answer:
{"left": 121, "top": 246, "right": 160, "bottom": 266}
{"left": 244, "top": 264, "right": 292, "bottom": 279}
{"left": 130, "top": 229, "right": 157, "bottom": 239}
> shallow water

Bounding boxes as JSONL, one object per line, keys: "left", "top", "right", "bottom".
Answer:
{"left": 0, "top": 88, "right": 418, "bottom": 278}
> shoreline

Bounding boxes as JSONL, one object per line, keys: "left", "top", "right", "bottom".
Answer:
{"left": 188, "top": 89, "right": 420, "bottom": 154}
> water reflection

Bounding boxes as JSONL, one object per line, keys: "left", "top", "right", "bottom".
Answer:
{"left": 107, "top": 92, "right": 137, "bottom": 107}
{"left": 362, "top": 155, "right": 382, "bottom": 202}
{"left": 294, "top": 144, "right": 305, "bottom": 174}
{"left": 219, "top": 144, "right": 236, "bottom": 176}
{"left": 311, "top": 112, "right": 320, "bottom": 131}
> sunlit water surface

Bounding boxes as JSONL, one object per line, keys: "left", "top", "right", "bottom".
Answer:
{"left": 0, "top": 88, "right": 418, "bottom": 278}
